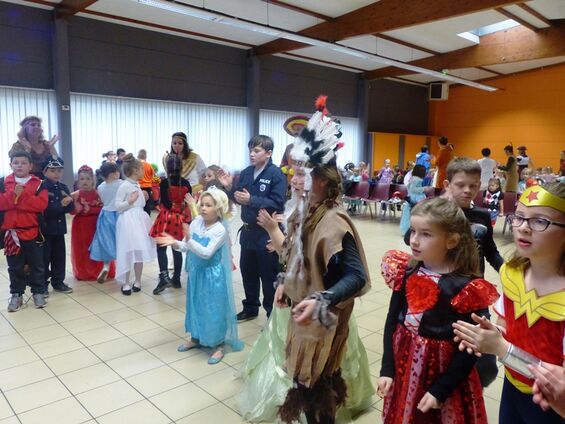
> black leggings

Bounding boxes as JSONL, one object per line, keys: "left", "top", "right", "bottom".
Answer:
{"left": 156, "top": 245, "right": 183, "bottom": 276}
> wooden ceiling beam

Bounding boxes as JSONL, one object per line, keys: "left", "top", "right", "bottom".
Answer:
{"left": 56, "top": 0, "right": 99, "bottom": 19}
{"left": 517, "top": 3, "right": 552, "bottom": 27}
{"left": 376, "top": 34, "right": 440, "bottom": 56}
{"left": 254, "top": 0, "right": 523, "bottom": 56}
{"left": 260, "top": 0, "right": 333, "bottom": 22}
{"left": 495, "top": 7, "right": 539, "bottom": 32}
{"left": 364, "top": 20, "right": 565, "bottom": 79}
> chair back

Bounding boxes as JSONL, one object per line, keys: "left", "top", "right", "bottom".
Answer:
{"left": 423, "top": 186, "right": 436, "bottom": 198}
{"left": 353, "top": 181, "right": 370, "bottom": 199}
{"left": 395, "top": 184, "right": 408, "bottom": 200}
{"left": 368, "top": 183, "right": 391, "bottom": 201}
{"left": 502, "top": 192, "right": 518, "bottom": 215}
{"left": 473, "top": 191, "right": 484, "bottom": 208}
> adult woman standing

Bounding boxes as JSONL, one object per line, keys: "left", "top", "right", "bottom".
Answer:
{"left": 498, "top": 145, "right": 518, "bottom": 192}
{"left": 9, "top": 116, "right": 59, "bottom": 177}
{"left": 434, "top": 136, "right": 453, "bottom": 188}
{"left": 162, "top": 132, "right": 206, "bottom": 192}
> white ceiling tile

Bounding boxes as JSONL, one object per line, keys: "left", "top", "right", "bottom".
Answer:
{"left": 268, "top": 0, "right": 379, "bottom": 19}
{"left": 338, "top": 35, "right": 433, "bottom": 63}
{"left": 502, "top": 4, "right": 549, "bottom": 28}
{"left": 482, "top": 55, "right": 565, "bottom": 74}
{"left": 526, "top": 0, "right": 565, "bottom": 19}
{"left": 447, "top": 67, "right": 498, "bottom": 81}
{"left": 290, "top": 46, "right": 385, "bottom": 71}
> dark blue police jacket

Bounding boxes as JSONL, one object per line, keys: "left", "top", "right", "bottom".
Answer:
{"left": 232, "top": 159, "right": 286, "bottom": 250}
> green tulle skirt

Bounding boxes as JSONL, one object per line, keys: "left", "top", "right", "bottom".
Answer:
{"left": 236, "top": 307, "right": 375, "bottom": 423}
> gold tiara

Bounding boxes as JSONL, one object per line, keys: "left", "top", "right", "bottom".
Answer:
{"left": 519, "top": 185, "right": 565, "bottom": 213}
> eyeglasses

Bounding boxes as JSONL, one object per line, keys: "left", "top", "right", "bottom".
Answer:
{"left": 509, "top": 214, "right": 565, "bottom": 232}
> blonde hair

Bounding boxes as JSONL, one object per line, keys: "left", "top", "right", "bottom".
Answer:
{"left": 200, "top": 188, "right": 231, "bottom": 220}
{"left": 508, "top": 182, "right": 565, "bottom": 276}
{"left": 411, "top": 197, "right": 480, "bottom": 277}
{"left": 121, "top": 153, "right": 142, "bottom": 177}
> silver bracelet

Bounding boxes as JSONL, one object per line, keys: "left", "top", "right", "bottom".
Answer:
{"left": 499, "top": 343, "right": 541, "bottom": 379}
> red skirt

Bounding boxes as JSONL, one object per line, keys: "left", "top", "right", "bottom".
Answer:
{"left": 150, "top": 208, "right": 186, "bottom": 240}
{"left": 71, "top": 214, "right": 115, "bottom": 281}
{"left": 383, "top": 324, "right": 487, "bottom": 424}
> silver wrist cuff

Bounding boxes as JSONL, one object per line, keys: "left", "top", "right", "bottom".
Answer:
{"left": 499, "top": 344, "right": 541, "bottom": 379}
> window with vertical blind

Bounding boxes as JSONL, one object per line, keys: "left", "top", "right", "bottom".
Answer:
{"left": 0, "top": 86, "right": 58, "bottom": 177}
{"left": 70, "top": 93, "right": 248, "bottom": 174}
{"left": 259, "top": 109, "right": 362, "bottom": 168}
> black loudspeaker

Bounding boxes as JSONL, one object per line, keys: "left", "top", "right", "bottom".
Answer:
{"left": 428, "top": 82, "right": 449, "bottom": 101}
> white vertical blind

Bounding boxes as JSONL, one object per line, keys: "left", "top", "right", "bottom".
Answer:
{"left": 0, "top": 86, "right": 58, "bottom": 177}
{"left": 70, "top": 93, "right": 248, "bottom": 174}
{"left": 259, "top": 109, "right": 362, "bottom": 168}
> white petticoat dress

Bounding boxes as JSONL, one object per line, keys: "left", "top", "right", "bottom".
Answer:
{"left": 115, "top": 178, "right": 156, "bottom": 285}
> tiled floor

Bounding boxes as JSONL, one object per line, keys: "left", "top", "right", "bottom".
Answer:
{"left": 0, "top": 210, "right": 515, "bottom": 423}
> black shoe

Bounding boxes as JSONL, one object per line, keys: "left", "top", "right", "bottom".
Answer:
{"left": 121, "top": 286, "right": 132, "bottom": 296}
{"left": 52, "top": 282, "right": 73, "bottom": 294}
{"left": 171, "top": 275, "right": 181, "bottom": 289}
{"left": 236, "top": 310, "right": 258, "bottom": 322}
{"left": 153, "top": 272, "right": 172, "bottom": 295}
{"left": 132, "top": 284, "right": 141, "bottom": 293}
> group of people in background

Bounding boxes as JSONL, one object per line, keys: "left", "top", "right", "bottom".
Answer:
{"left": 0, "top": 109, "right": 564, "bottom": 424}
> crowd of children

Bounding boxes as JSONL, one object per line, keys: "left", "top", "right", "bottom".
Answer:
{"left": 0, "top": 113, "right": 564, "bottom": 424}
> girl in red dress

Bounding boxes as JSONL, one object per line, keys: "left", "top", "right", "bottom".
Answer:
{"left": 71, "top": 165, "right": 115, "bottom": 281}
{"left": 150, "top": 155, "right": 192, "bottom": 295}
{"left": 378, "top": 197, "right": 498, "bottom": 424}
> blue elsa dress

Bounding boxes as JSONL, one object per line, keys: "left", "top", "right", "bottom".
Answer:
{"left": 179, "top": 216, "right": 242, "bottom": 351}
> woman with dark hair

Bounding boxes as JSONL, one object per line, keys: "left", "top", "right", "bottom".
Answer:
{"left": 162, "top": 132, "right": 206, "bottom": 191}
{"left": 9, "top": 116, "right": 59, "bottom": 177}
{"left": 498, "top": 145, "right": 518, "bottom": 192}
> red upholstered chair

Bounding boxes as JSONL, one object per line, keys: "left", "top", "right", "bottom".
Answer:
{"left": 342, "top": 181, "right": 370, "bottom": 214}
{"left": 473, "top": 191, "right": 484, "bottom": 208}
{"left": 362, "top": 183, "right": 391, "bottom": 218}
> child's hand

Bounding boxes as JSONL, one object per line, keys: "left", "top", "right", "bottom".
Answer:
{"left": 14, "top": 184, "right": 24, "bottom": 197}
{"left": 216, "top": 168, "right": 233, "bottom": 188}
{"left": 155, "top": 233, "right": 177, "bottom": 247}
{"left": 83, "top": 203, "right": 90, "bottom": 213}
{"left": 184, "top": 193, "right": 195, "bottom": 205}
{"left": 257, "top": 209, "right": 278, "bottom": 232}
{"left": 452, "top": 313, "right": 508, "bottom": 357}
{"left": 417, "top": 392, "right": 440, "bottom": 413}
{"left": 142, "top": 190, "right": 149, "bottom": 201}
{"left": 377, "top": 377, "right": 393, "bottom": 398}
{"left": 234, "top": 188, "right": 250, "bottom": 205}
{"left": 61, "top": 193, "right": 72, "bottom": 207}
{"left": 128, "top": 191, "right": 139, "bottom": 205}
{"left": 291, "top": 298, "right": 316, "bottom": 325}
{"left": 274, "top": 284, "right": 288, "bottom": 308}
{"left": 266, "top": 240, "right": 275, "bottom": 253}
{"left": 529, "top": 362, "right": 565, "bottom": 416}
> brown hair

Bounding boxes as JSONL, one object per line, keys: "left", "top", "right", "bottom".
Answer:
{"left": 508, "top": 182, "right": 565, "bottom": 276}
{"left": 411, "top": 197, "right": 480, "bottom": 277}
{"left": 446, "top": 157, "right": 481, "bottom": 181}
{"left": 19, "top": 115, "right": 45, "bottom": 142}
{"left": 121, "top": 153, "right": 142, "bottom": 178}
{"left": 303, "top": 164, "right": 342, "bottom": 234}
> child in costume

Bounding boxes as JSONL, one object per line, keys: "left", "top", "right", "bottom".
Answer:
{"left": 379, "top": 197, "right": 499, "bottom": 424}
{"left": 115, "top": 154, "right": 156, "bottom": 295}
{"left": 483, "top": 177, "right": 504, "bottom": 226}
{"left": 89, "top": 162, "right": 121, "bottom": 283}
{"left": 453, "top": 182, "right": 565, "bottom": 423}
{"left": 150, "top": 155, "right": 192, "bottom": 295}
{"left": 245, "top": 96, "right": 371, "bottom": 423}
{"left": 399, "top": 164, "right": 427, "bottom": 235}
{"left": 237, "top": 160, "right": 374, "bottom": 423}
{"left": 377, "top": 159, "right": 394, "bottom": 184}
{"left": 71, "top": 165, "right": 105, "bottom": 280}
{"left": 155, "top": 187, "right": 243, "bottom": 364}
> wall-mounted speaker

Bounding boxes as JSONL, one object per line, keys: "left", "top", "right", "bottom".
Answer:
{"left": 428, "top": 82, "right": 449, "bottom": 101}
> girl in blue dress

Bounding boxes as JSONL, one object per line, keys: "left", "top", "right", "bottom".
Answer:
{"left": 156, "top": 187, "right": 243, "bottom": 364}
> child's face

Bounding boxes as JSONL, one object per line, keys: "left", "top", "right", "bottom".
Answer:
{"left": 10, "top": 157, "right": 33, "bottom": 178}
{"left": 78, "top": 173, "right": 93, "bottom": 190}
{"left": 199, "top": 195, "right": 219, "bottom": 224}
{"left": 290, "top": 166, "right": 306, "bottom": 195}
{"left": 488, "top": 181, "right": 499, "bottom": 192}
{"left": 203, "top": 169, "right": 216, "bottom": 183}
{"left": 249, "top": 146, "right": 271, "bottom": 168}
{"left": 43, "top": 168, "right": 63, "bottom": 182}
{"left": 512, "top": 204, "right": 565, "bottom": 262}
{"left": 444, "top": 172, "right": 480, "bottom": 209}
{"left": 409, "top": 215, "right": 459, "bottom": 270}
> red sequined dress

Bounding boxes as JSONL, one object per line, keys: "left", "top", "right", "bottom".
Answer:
{"left": 150, "top": 180, "right": 191, "bottom": 240}
{"left": 71, "top": 189, "right": 115, "bottom": 280}
{"left": 380, "top": 250, "right": 498, "bottom": 424}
